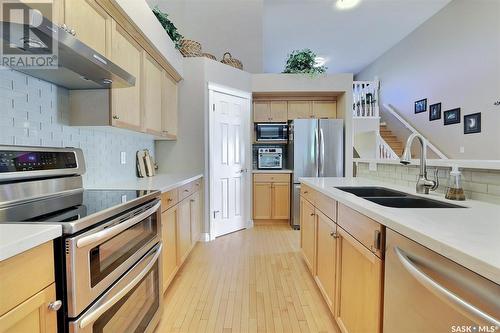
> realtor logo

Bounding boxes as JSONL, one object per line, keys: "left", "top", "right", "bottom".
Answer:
{"left": 0, "top": 0, "right": 58, "bottom": 68}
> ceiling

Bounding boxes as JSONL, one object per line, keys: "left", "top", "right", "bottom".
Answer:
{"left": 263, "top": 0, "right": 452, "bottom": 74}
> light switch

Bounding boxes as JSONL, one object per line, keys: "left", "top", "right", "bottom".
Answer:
{"left": 120, "top": 151, "right": 126, "bottom": 164}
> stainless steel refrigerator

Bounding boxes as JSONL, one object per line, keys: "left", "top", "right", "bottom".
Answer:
{"left": 288, "top": 119, "right": 344, "bottom": 229}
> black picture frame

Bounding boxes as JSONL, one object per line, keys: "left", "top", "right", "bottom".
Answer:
{"left": 429, "top": 103, "right": 441, "bottom": 121}
{"left": 464, "top": 113, "right": 481, "bottom": 134}
{"left": 415, "top": 99, "right": 427, "bottom": 114}
{"left": 444, "top": 108, "right": 461, "bottom": 125}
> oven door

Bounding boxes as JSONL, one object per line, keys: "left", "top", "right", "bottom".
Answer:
{"left": 256, "top": 124, "right": 288, "bottom": 141}
{"left": 69, "top": 243, "right": 163, "bottom": 333}
{"left": 66, "top": 199, "right": 161, "bottom": 317}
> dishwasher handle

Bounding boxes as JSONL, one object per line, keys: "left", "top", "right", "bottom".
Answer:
{"left": 394, "top": 246, "right": 500, "bottom": 327}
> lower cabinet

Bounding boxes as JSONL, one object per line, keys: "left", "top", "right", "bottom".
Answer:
{"left": 253, "top": 174, "right": 291, "bottom": 221}
{"left": 315, "top": 210, "right": 337, "bottom": 312}
{"left": 161, "top": 206, "right": 179, "bottom": 293}
{"left": 177, "top": 198, "right": 192, "bottom": 265}
{"left": 300, "top": 196, "right": 316, "bottom": 273}
{"left": 335, "top": 227, "right": 383, "bottom": 333}
{"left": 190, "top": 191, "right": 202, "bottom": 245}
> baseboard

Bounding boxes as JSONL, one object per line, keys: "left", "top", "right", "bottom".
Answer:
{"left": 200, "top": 232, "right": 210, "bottom": 242}
{"left": 247, "top": 219, "right": 254, "bottom": 228}
{"left": 253, "top": 219, "right": 290, "bottom": 225}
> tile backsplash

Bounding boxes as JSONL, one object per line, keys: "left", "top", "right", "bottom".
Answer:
{"left": 356, "top": 162, "right": 500, "bottom": 205}
{"left": 0, "top": 68, "right": 154, "bottom": 187}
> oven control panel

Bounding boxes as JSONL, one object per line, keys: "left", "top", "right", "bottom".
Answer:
{"left": 0, "top": 150, "right": 78, "bottom": 172}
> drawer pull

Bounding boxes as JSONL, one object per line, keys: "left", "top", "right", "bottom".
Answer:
{"left": 184, "top": 189, "right": 189, "bottom": 192}
{"left": 167, "top": 198, "right": 173, "bottom": 202}
{"left": 303, "top": 191, "right": 309, "bottom": 194}
{"left": 310, "top": 213, "right": 315, "bottom": 217}
{"left": 48, "top": 300, "right": 62, "bottom": 311}
{"left": 372, "top": 230, "right": 381, "bottom": 252}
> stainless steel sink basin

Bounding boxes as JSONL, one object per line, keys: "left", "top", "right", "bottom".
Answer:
{"left": 363, "top": 197, "right": 465, "bottom": 209}
{"left": 335, "top": 186, "right": 465, "bottom": 208}
{"left": 335, "top": 186, "right": 409, "bottom": 197}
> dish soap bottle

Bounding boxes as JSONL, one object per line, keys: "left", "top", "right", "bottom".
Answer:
{"left": 445, "top": 165, "right": 465, "bottom": 201}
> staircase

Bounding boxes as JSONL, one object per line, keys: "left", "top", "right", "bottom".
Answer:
{"left": 379, "top": 123, "right": 403, "bottom": 156}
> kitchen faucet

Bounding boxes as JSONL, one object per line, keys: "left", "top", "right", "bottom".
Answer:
{"left": 400, "top": 133, "right": 438, "bottom": 194}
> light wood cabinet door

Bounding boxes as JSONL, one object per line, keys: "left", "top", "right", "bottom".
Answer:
{"left": 190, "top": 191, "right": 202, "bottom": 245}
{"left": 64, "top": 0, "right": 111, "bottom": 56}
{"left": 161, "top": 207, "right": 178, "bottom": 293}
{"left": 313, "top": 101, "right": 337, "bottom": 119}
{"left": 315, "top": 211, "right": 337, "bottom": 313}
{"left": 269, "top": 101, "right": 287, "bottom": 122}
{"left": 162, "top": 72, "right": 178, "bottom": 138}
{"left": 253, "top": 102, "right": 271, "bottom": 122}
{"left": 0, "top": 284, "right": 57, "bottom": 333}
{"left": 109, "top": 20, "right": 142, "bottom": 131}
{"left": 300, "top": 196, "right": 316, "bottom": 273}
{"left": 253, "top": 182, "right": 272, "bottom": 219}
{"left": 143, "top": 53, "right": 164, "bottom": 135}
{"left": 272, "top": 182, "right": 290, "bottom": 219}
{"left": 288, "top": 101, "right": 312, "bottom": 120}
{"left": 177, "top": 199, "right": 192, "bottom": 265}
{"left": 335, "top": 227, "right": 383, "bottom": 333}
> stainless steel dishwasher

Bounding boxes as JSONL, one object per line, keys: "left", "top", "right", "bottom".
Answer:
{"left": 384, "top": 229, "right": 500, "bottom": 333}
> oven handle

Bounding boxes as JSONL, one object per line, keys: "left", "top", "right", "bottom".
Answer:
{"left": 394, "top": 246, "right": 500, "bottom": 326}
{"left": 76, "top": 201, "right": 161, "bottom": 248}
{"left": 78, "top": 243, "right": 162, "bottom": 329}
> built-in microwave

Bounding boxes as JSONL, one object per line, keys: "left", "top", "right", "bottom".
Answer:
{"left": 255, "top": 123, "right": 288, "bottom": 142}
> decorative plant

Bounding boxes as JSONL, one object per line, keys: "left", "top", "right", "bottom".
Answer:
{"left": 282, "top": 49, "right": 327, "bottom": 76}
{"left": 152, "top": 7, "right": 183, "bottom": 49}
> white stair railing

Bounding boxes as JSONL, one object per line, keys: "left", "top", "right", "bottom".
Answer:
{"left": 383, "top": 103, "right": 448, "bottom": 159}
{"left": 378, "top": 135, "right": 399, "bottom": 160}
{"left": 353, "top": 80, "right": 379, "bottom": 118}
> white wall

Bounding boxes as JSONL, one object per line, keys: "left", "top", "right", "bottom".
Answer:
{"left": 356, "top": 0, "right": 500, "bottom": 160}
{"left": 148, "top": 0, "right": 263, "bottom": 74}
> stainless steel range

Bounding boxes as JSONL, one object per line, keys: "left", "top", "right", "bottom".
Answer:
{"left": 0, "top": 145, "right": 163, "bottom": 333}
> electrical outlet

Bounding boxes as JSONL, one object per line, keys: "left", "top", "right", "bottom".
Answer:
{"left": 120, "top": 151, "right": 126, "bottom": 164}
{"left": 459, "top": 146, "right": 465, "bottom": 153}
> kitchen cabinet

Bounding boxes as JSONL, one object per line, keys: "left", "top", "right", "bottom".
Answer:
{"left": 161, "top": 206, "right": 178, "bottom": 293}
{"left": 177, "top": 195, "right": 192, "bottom": 265}
{"left": 190, "top": 191, "right": 202, "bottom": 245}
{"left": 63, "top": 0, "right": 111, "bottom": 56}
{"left": 335, "top": 227, "right": 383, "bottom": 333}
{"left": 162, "top": 72, "right": 179, "bottom": 138}
{"left": 109, "top": 20, "right": 142, "bottom": 131}
{"left": 300, "top": 196, "right": 316, "bottom": 273}
{"left": 288, "top": 101, "right": 313, "bottom": 119}
{"left": 315, "top": 210, "right": 337, "bottom": 312}
{"left": 253, "top": 174, "right": 291, "bottom": 221}
{"left": 0, "top": 242, "right": 58, "bottom": 333}
{"left": 143, "top": 53, "right": 164, "bottom": 136}
{"left": 253, "top": 101, "right": 288, "bottom": 123}
{"left": 312, "top": 101, "right": 337, "bottom": 119}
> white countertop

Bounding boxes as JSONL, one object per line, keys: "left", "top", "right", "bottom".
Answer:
{"left": 354, "top": 158, "right": 500, "bottom": 171}
{"left": 253, "top": 169, "right": 293, "bottom": 174}
{"left": 300, "top": 177, "right": 500, "bottom": 284}
{"left": 0, "top": 224, "right": 61, "bottom": 262}
{"left": 89, "top": 173, "right": 204, "bottom": 193}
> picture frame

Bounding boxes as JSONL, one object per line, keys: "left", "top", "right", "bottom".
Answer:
{"left": 415, "top": 98, "right": 427, "bottom": 114}
{"left": 444, "top": 108, "right": 461, "bottom": 125}
{"left": 464, "top": 113, "right": 481, "bottom": 134}
{"left": 429, "top": 103, "right": 441, "bottom": 121}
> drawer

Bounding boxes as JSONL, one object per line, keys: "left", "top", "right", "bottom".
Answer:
{"left": 300, "top": 184, "right": 315, "bottom": 203}
{"left": 0, "top": 241, "right": 55, "bottom": 315}
{"left": 178, "top": 182, "right": 194, "bottom": 201}
{"left": 161, "top": 189, "right": 178, "bottom": 211}
{"left": 254, "top": 173, "right": 290, "bottom": 183}
{"left": 337, "top": 203, "right": 384, "bottom": 258}
{"left": 314, "top": 190, "right": 337, "bottom": 222}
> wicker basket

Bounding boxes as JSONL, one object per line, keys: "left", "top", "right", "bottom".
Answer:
{"left": 220, "top": 52, "right": 243, "bottom": 70}
{"left": 179, "top": 39, "right": 202, "bottom": 57}
{"left": 202, "top": 52, "right": 216, "bottom": 61}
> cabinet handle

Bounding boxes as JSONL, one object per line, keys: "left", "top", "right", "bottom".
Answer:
{"left": 303, "top": 191, "right": 309, "bottom": 194}
{"left": 167, "top": 198, "right": 173, "bottom": 202}
{"left": 330, "top": 231, "right": 339, "bottom": 238}
{"left": 190, "top": 199, "right": 195, "bottom": 202}
{"left": 48, "top": 300, "right": 62, "bottom": 311}
{"left": 112, "top": 115, "right": 119, "bottom": 120}
{"left": 184, "top": 189, "right": 189, "bottom": 192}
{"left": 372, "top": 230, "right": 381, "bottom": 252}
{"left": 310, "top": 213, "right": 315, "bottom": 217}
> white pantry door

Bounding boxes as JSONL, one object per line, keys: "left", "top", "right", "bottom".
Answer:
{"left": 210, "top": 88, "right": 250, "bottom": 238}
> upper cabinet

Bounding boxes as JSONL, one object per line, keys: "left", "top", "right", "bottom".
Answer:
{"left": 312, "top": 101, "right": 337, "bottom": 119}
{"left": 253, "top": 101, "right": 288, "bottom": 123}
{"left": 254, "top": 98, "right": 338, "bottom": 123}
{"left": 288, "top": 101, "right": 313, "bottom": 119}
{"left": 63, "top": 0, "right": 180, "bottom": 140}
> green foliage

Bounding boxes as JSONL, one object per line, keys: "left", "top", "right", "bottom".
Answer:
{"left": 152, "top": 7, "right": 183, "bottom": 49}
{"left": 282, "top": 49, "right": 327, "bottom": 76}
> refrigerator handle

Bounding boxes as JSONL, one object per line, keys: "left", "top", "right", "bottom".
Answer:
{"left": 319, "top": 127, "right": 325, "bottom": 177}
{"left": 314, "top": 127, "right": 320, "bottom": 177}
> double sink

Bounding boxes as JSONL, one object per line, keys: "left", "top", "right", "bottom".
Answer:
{"left": 335, "top": 187, "right": 464, "bottom": 208}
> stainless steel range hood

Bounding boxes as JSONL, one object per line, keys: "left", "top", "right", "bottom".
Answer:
{"left": 1, "top": 17, "right": 135, "bottom": 89}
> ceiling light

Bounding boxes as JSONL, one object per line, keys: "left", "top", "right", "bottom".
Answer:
{"left": 336, "top": 0, "right": 361, "bottom": 10}
{"left": 314, "top": 57, "right": 327, "bottom": 67}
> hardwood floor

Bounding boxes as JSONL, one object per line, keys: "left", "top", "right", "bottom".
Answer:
{"left": 155, "top": 224, "right": 340, "bottom": 333}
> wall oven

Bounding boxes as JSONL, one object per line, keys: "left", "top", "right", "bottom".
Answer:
{"left": 258, "top": 148, "right": 283, "bottom": 169}
{"left": 255, "top": 123, "right": 288, "bottom": 142}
